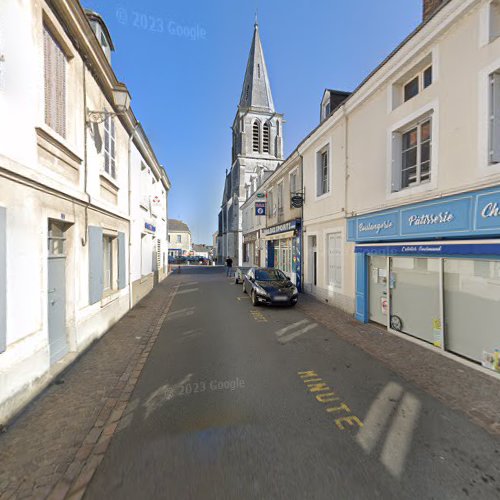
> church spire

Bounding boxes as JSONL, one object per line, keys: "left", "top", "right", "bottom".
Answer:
{"left": 238, "top": 22, "right": 275, "bottom": 112}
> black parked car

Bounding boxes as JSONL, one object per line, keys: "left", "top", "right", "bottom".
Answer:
{"left": 242, "top": 267, "right": 298, "bottom": 307}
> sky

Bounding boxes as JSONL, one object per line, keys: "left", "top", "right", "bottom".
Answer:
{"left": 83, "top": 0, "right": 422, "bottom": 245}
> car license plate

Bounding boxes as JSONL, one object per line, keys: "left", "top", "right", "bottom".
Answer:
{"left": 274, "top": 295, "right": 288, "bottom": 302}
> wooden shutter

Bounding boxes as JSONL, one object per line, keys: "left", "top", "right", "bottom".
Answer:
{"left": 43, "top": 26, "right": 66, "bottom": 137}
{"left": 88, "top": 226, "right": 103, "bottom": 304}
{"left": 0, "top": 207, "right": 6, "bottom": 353}
{"left": 118, "top": 232, "right": 126, "bottom": 290}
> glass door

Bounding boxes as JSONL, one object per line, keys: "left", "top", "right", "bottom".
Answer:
{"left": 368, "top": 256, "right": 388, "bottom": 326}
{"left": 389, "top": 257, "right": 441, "bottom": 345}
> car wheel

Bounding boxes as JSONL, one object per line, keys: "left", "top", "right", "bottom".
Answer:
{"left": 242, "top": 283, "right": 247, "bottom": 294}
{"left": 289, "top": 301, "right": 297, "bottom": 307}
{"left": 251, "top": 290, "right": 259, "bottom": 306}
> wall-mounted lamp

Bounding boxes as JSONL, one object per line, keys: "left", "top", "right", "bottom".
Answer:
{"left": 87, "top": 85, "right": 131, "bottom": 124}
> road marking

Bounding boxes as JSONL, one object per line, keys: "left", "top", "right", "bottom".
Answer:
{"left": 143, "top": 373, "right": 193, "bottom": 419}
{"left": 178, "top": 281, "right": 199, "bottom": 287}
{"left": 298, "top": 370, "right": 363, "bottom": 431}
{"left": 279, "top": 323, "right": 318, "bottom": 344}
{"left": 380, "top": 393, "right": 421, "bottom": 478}
{"left": 176, "top": 288, "right": 199, "bottom": 295}
{"left": 251, "top": 310, "right": 267, "bottom": 322}
{"left": 275, "top": 319, "right": 310, "bottom": 337}
{"left": 167, "top": 307, "right": 196, "bottom": 318}
{"left": 356, "top": 382, "right": 403, "bottom": 453}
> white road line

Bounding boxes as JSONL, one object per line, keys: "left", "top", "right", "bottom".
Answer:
{"left": 356, "top": 382, "right": 403, "bottom": 453}
{"left": 275, "top": 319, "right": 310, "bottom": 337}
{"left": 181, "top": 329, "right": 202, "bottom": 337}
{"left": 279, "top": 323, "right": 318, "bottom": 344}
{"left": 167, "top": 307, "right": 195, "bottom": 317}
{"left": 176, "top": 288, "right": 199, "bottom": 295}
{"left": 380, "top": 392, "right": 421, "bottom": 478}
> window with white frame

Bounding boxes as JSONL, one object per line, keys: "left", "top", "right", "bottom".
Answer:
{"left": 393, "top": 117, "right": 432, "bottom": 190}
{"left": 317, "top": 148, "right": 329, "bottom": 196}
{"left": 490, "top": 1, "right": 500, "bottom": 42}
{"left": 403, "top": 65, "right": 432, "bottom": 103}
{"left": 327, "top": 232, "right": 342, "bottom": 288}
{"left": 43, "top": 25, "right": 67, "bottom": 137}
{"left": 104, "top": 114, "right": 116, "bottom": 178}
{"left": 489, "top": 71, "right": 500, "bottom": 163}
{"left": 103, "top": 235, "right": 115, "bottom": 291}
{"left": 177, "top": 234, "right": 182, "bottom": 243}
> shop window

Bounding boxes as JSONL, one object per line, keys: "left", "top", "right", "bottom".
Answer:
{"left": 316, "top": 147, "right": 330, "bottom": 197}
{"left": 43, "top": 25, "right": 67, "bottom": 138}
{"left": 392, "top": 116, "right": 432, "bottom": 191}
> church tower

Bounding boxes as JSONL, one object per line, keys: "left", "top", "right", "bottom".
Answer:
{"left": 219, "top": 22, "right": 284, "bottom": 265}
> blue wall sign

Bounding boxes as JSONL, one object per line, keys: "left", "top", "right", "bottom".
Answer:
{"left": 255, "top": 202, "right": 266, "bottom": 216}
{"left": 348, "top": 187, "right": 500, "bottom": 242}
{"left": 144, "top": 223, "right": 156, "bottom": 233}
{"left": 355, "top": 243, "right": 500, "bottom": 258}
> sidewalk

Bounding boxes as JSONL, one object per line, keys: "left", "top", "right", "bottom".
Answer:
{"left": 297, "top": 294, "right": 500, "bottom": 437}
{"left": 0, "top": 276, "right": 179, "bottom": 500}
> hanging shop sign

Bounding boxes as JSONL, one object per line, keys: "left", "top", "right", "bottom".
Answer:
{"left": 255, "top": 202, "right": 266, "bottom": 216}
{"left": 291, "top": 193, "right": 304, "bottom": 208}
{"left": 144, "top": 222, "right": 156, "bottom": 233}
{"left": 256, "top": 193, "right": 266, "bottom": 199}
{"left": 347, "top": 187, "right": 500, "bottom": 242}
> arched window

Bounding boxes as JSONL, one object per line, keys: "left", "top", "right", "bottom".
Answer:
{"left": 252, "top": 121, "right": 261, "bottom": 152}
{"left": 263, "top": 122, "right": 270, "bottom": 153}
{"left": 276, "top": 120, "right": 280, "bottom": 136}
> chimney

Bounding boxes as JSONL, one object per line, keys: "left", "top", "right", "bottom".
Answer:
{"left": 423, "top": 0, "right": 447, "bottom": 22}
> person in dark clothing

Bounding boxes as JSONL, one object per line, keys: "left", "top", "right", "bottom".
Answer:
{"left": 225, "top": 257, "right": 233, "bottom": 277}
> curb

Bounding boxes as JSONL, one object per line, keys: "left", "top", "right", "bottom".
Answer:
{"left": 47, "top": 284, "right": 179, "bottom": 500}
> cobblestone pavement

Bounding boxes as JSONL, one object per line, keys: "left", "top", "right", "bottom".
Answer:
{"left": 297, "top": 295, "right": 500, "bottom": 437}
{"left": 0, "top": 276, "right": 178, "bottom": 500}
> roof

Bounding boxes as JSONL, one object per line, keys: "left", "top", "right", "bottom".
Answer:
{"left": 168, "top": 219, "right": 191, "bottom": 233}
{"left": 238, "top": 23, "right": 275, "bottom": 112}
{"left": 84, "top": 9, "right": 115, "bottom": 51}
{"left": 193, "top": 244, "right": 210, "bottom": 252}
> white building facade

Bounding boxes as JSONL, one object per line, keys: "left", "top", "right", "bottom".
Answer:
{"left": 0, "top": 0, "right": 170, "bottom": 423}
{"left": 300, "top": 0, "right": 500, "bottom": 372}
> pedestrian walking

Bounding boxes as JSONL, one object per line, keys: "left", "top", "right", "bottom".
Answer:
{"left": 225, "top": 256, "right": 233, "bottom": 277}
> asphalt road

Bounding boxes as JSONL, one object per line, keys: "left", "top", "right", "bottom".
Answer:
{"left": 86, "top": 267, "right": 500, "bottom": 500}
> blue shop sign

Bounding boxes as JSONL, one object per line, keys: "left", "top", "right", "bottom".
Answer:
{"left": 145, "top": 222, "right": 156, "bottom": 233}
{"left": 355, "top": 243, "right": 500, "bottom": 258}
{"left": 348, "top": 187, "right": 500, "bottom": 242}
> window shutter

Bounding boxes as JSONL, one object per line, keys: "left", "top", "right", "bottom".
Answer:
{"left": 490, "top": 73, "right": 500, "bottom": 163}
{"left": 88, "top": 226, "right": 103, "bottom": 304}
{"left": 0, "top": 207, "right": 6, "bottom": 353}
{"left": 118, "top": 232, "right": 126, "bottom": 290}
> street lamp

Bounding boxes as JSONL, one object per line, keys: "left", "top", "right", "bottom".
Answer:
{"left": 87, "top": 85, "right": 131, "bottom": 124}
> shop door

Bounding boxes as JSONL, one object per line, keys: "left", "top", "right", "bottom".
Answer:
{"left": 389, "top": 257, "right": 441, "bottom": 344}
{"left": 368, "top": 256, "right": 388, "bottom": 326}
{"left": 47, "top": 221, "right": 68, "bottom": 364}
{"left": 443, "top": 259, "right": 500, "bottom": 363}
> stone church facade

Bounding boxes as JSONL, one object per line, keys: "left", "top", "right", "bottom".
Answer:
{"left": 218, "top": 22, "right": 284, "bottom": 265}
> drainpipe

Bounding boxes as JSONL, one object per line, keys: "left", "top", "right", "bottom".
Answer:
{"left": 81, "top": 62, "right": 91, "bottom": 246}
{"left": 128, "top": 122, "right": 141, "bottom": 309}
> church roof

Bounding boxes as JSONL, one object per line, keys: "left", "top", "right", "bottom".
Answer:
{"left": 238, "top": 23, "right": 275, "bottom": 112}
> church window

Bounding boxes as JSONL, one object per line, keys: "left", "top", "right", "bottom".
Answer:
{"left": 258, "top": 64, "right": 261, "bottom": 79}
{"left": 245, "top": 85, "right": 250, "bottom": 102}
{"left": 263, "top": 122, "right": 270, "bottom": 153}
{"left": 253, "top": 121, "right": 261, "bottom": 152}
{"left": 276, "top": 120, "right": 280, "bottom": 136}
